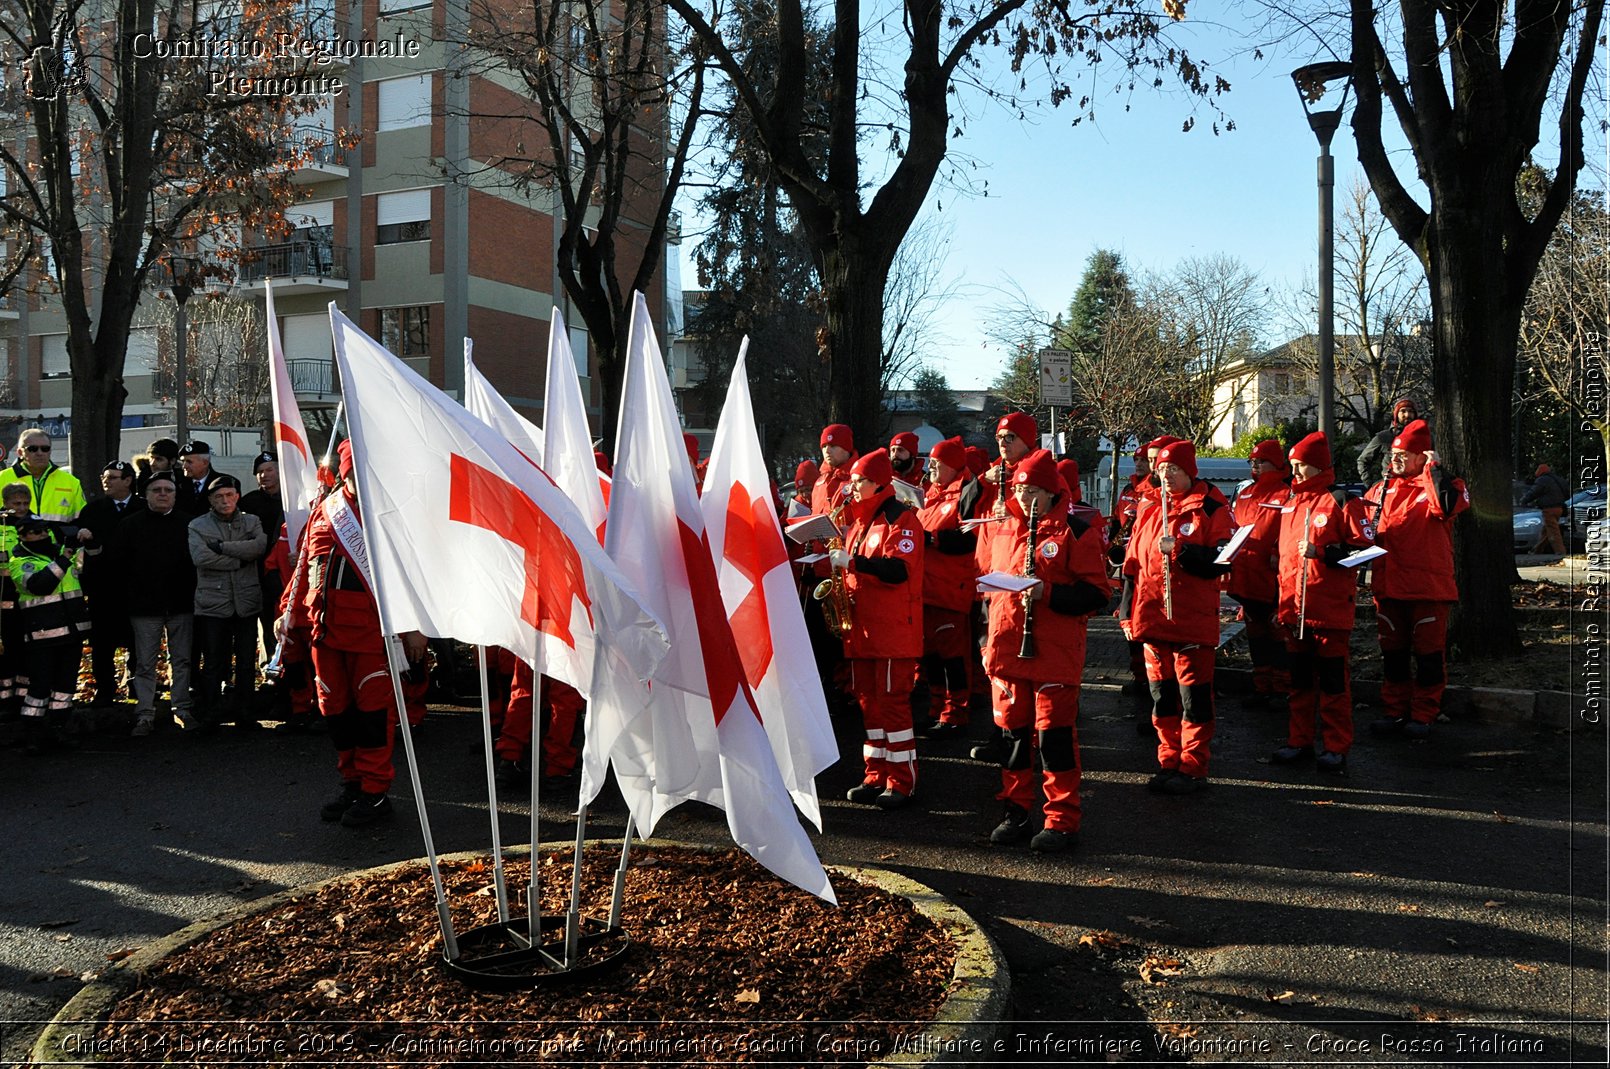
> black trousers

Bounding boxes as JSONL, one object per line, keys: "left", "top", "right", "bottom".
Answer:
{"left": 195, "top": 615, "right": 257, "bottom": 722}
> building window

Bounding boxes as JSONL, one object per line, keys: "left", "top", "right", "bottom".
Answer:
{"left": 376, "top": 74, "right": 430, "bottom": 132}
{"left": 381, "top": 306, "right": 430, "bottom": 358}
{"left": 375, "top": 189, "right": 431, "bottom": 244}
{"left": 42, "top": 333, "right": 69, "bottom": 378}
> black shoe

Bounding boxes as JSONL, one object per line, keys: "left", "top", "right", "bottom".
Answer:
{"left": 1404, "top": 720, "right": 1431, "bottom": 739}
{"left": 969, "top": 736, "right": 1006, "bottom": 763}
{"left": 1316, "top": 750, "right": 1348, "bottom": 774}
{"left": 1159, "top": 773, "right": 1207, "bottom": 796}
{"left": 845, "top": 782, "right": 883, "bottom": 805}
{"left": 1368, "top": 716, "right": 1408, "bottom": 737}
{"left": 341, "top": 791, "right": 393, "bottom": 827}
{"left": 1270, "top": 745, "right": 1311, "bottom": 765}
{"left": 1146, "top": 769, "right": 1180, "bottom": 793}
{"left": 495, "top": 758, "right": 529, "bottom": 791}
{"left": 924, "top": 721, "right": 965, "bottom": 741}
{"left": 321, "top": 781, "right": 363, "bottom": 822}
{"left": 990, "top": 804, "right": 1032, "bottom": 844}
{"left": 874, "top": 789, "right": 911, "bottom": 811}
{"left": 1030, "top": 828, "right": 1078, "bottom": 853}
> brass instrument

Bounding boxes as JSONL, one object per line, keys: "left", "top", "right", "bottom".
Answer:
{"left": 1297, "top": 504, "right": 1313, "bottom": 640}
{"left": 1019, "top": 496, "right": 1039, "bottom": 659}
{"left": 1159, "top": 478, "right": 1174, "bottom": 621}
{"left": 812, "top": 496, "right": 854, "bottom": 635}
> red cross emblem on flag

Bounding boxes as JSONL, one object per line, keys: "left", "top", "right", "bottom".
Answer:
{"left": 447, "top": 453, "right": 593, "bottom": 647}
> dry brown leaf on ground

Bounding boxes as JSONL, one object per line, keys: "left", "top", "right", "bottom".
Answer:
{"left": 1310, "top": 800, "right": 1336, "bottom": 806}
{"left": 1410, "top": 1004, "right": 1445, "bottom": 1021}
{"left": 735, "top": 988, "right": 761, "bottom": 1004}
{"left": 1493, "top": 811, "right": 1515, "bottom": 824}
{"left": 1078, "top": 931, "right": 1129, "bottom": 952}
{"left": 1397, "top": 903, "right": 1421, "bottom": 912}
{"left": 1139, "top": 955, "right": 1185, "bottom": 984}
{"left": 1513, "top": 963, "right": 1540, "bottom": 973}
{"left": 1265, "top": 989, "right": 1296, "bottom": 1002}
{"left": 1483, "top": 900, "right": 1505, "bottom": 908}
{"left": 105, "top": 948, "right": 138, "bottom": 962}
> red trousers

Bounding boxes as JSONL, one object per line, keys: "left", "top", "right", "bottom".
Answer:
{"left": 850, "top": 658, "right": 917, "bottom": 794}
{"left": 1284, "top": 628, "right": 1353, "bottom": 754}
{"left": 1375, "top": 599, "right": 1451, "bottom": 725}
{"left": 990, "top": 677, "right": 1082, "bottom": 832}
{"left": 1239, "top": 599, "right": 1290, "bottom": 696}
{"left": 1144, "top": 642, "right": 1216, "bottom": 778}
{"left": 500, "top": 661, "right": 584, "bottom": 776}
{"left": 923, "top": 606, "right": 971, "bottom": 726}
{"left": 312, "top": 645, "right": 398, "bottom": 795}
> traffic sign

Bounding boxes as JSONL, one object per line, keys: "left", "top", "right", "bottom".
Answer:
{"left": 1037, "top": 348, "right": 1073, "bottom": 407}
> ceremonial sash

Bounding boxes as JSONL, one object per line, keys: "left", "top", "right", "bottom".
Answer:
{"left": 323, "top": 491, "right": 375, "bottom": 593}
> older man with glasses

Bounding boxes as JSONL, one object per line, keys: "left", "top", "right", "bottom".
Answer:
{"left": 0, "top": 429, "right": 86, "bottom": 524}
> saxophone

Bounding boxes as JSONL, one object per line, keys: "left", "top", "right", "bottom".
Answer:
{"left": 812, "top": 499, "right": 854, "bottom": 635}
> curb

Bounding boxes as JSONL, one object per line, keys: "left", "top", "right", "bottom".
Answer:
{"left": 1211, "top": 668, "right": 1581, "bottom": 730}
{"left": 32, "top": 843, "right": 1009, "bottom": 1067}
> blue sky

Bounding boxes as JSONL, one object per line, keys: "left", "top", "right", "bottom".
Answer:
{"left": 674, "top": 11, "right": 1601, "bottom": 392}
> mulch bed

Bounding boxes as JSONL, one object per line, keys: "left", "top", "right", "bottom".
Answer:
{"left": 93, "top": 847, "right": 957, "bottom": 1066}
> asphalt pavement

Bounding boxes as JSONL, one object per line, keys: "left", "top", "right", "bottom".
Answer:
{"left": 2, "top": 668, "right": 1605, "bottom": 1067}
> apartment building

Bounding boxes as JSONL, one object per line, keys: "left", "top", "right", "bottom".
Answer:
{"left": 0, "top": 0, "right": 672, "bottom": 453}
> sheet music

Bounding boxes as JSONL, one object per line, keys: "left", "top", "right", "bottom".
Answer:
{"left": 1214, "top": 524, "right": 1256, "bottom": 565}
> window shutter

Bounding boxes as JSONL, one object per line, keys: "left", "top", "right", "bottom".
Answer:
{"left": 377, "top": 74, "right": 430, "bottom": 131}
{"left": 376, "top": 189, "right": 431, "bottom": 225}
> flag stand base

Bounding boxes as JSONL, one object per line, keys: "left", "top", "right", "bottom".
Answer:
{"left": 440, "top": 915, "right": 631, "bottom": 989}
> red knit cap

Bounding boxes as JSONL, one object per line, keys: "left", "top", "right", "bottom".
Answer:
{"left": 795, "top": 459, "right": 819, "bottom": 486}
{"left": 1145, "top": 434, "right": 1183, "bottom": 456}
{"left": 1249, "top": 439, "right": 1288, "bottom": 469}
{"left": 1289, "top": 431, "right": 1332, "bottom": 471}
{"left": 820, "top": 424, "right": 854, "bottom": 450}
{"left": 1011, "top": 449, "right": 1060, "bottom": 493}
{"left": 996, "top": 412, "right": 1037, "bottom": 443}
{"left": 593, "top": 450, "right": 613, "bottom": 476}
{"left": 337, "top": 439, "right": 354, "bottom": 478}
{"left": 964, "top": 446, "right": 987, "bottom": 476}
{"left": 1156, "top": 440, "right": 1198, "bottom": 479}
{"left": 1056, "top": 458, "right": 1080, "bottom": 486}
{"left": 1392, "top": 397, "right": 1418, "bottom": 420}
{"left": 932, "top": 436, "right": 966, "bottom": 471}
{"left": 851, "top": 450, "right": 892, "bottom": 487}
{"left": 1535, "top": 463, "right": 1551, "bottom": 477}
{"left": 683, "top": 432, "right": 700, "bottom": 464}
{"left": 1392, "top": 419, "right": 1433, "bottom": 455}
{"left": 889, "top": 431, "right": 919, "bottom": 456}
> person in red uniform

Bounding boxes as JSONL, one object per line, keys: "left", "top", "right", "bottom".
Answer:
{"left": 787, "top": 459, "right": 819, "bottom": 519}
{"left": 1122, "top": 440, "right": 1233, "bottom": 794}
{"left": 962, "top": 444, "right": 996, "bottom": 721}
{"left": 1228, "top": 440, "right": 1292, "bottom": 706}
{"left": 1271, "top": 432, "right": 1375, "bottom": 773}
{"left": 1112, "top": 436, "right": 1182, "bottom": 729}
{"left": 1364, "top": 419, "right": 1469, "bottom": 738}
{"left": 279, "top": 441, "right": 428, "bottom": 827}
{"left": 834, "top": 450, "right": 924, "bottom": 809}
{"left": 982, "top": 449, "right": 1111, "bottom": 852}
{"left": 496, "top": 661, "right": 585, "bottom": 789}
{"left": 802, "top": 425, "right": 858, "bottom": 714}
{"left": 916, "top": 436, "right": 982, "bottom": 739}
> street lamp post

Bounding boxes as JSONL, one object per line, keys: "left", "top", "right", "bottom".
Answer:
{"left": 164, "top": 256, "right": 199, "bottom": 444}
{"left": 1292, "top": 61, "right": 1354, "bottom": 443}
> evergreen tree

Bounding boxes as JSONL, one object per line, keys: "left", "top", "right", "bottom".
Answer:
{"left": 1059, "top": 250, "right": 1134, "bottom": 356}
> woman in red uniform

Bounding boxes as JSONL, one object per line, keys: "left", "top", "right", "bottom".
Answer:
{"left": 916, "top": 436, "right": 982, "bottom": 739}
{"left": 1365, "top": 420, "right": 1468, "bottom": 738}
{"left": 1228, "top": 440, "right": 1291, "bottom": 705}
{"left": 983, "top": 450, "right": 1110, "bottom": 852}
{"left": 1122, "top": 440, "right": 1233, "bottom": 795}
{"left": 1271, "top": 432, "right": 1375, "bottom": 773}
{"left": 834, "top": 450, "right": 925, "bottom": 809}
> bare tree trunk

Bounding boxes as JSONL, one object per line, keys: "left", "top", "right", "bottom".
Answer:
{"left": 817, "top": 240, "right": 892, "bottom": 451}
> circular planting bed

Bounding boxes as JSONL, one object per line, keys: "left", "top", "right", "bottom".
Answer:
{"left": 35, "top": 844, "right": 1006, "bottom": 1067}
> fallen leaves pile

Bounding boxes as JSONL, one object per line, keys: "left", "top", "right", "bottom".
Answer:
{"left": 96, "top": 847, "right": 957, "bottom": 1065}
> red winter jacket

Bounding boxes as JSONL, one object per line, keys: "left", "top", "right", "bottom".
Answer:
{"left": 283, "top": 492, "right": 382, "bottom": 654}
{"left": 1276, "top": 471, "right": 1374, "bottom": 632}
{"left": 1227, "top": 470, "right": 1290, "bottom": 605}
{"left": 984, "top": 500, "right": 1111, "bottom": 685}
{"left": 841, "top": 487, "right": 924, "bottom": 660}
{"left": 1123, "top": 479, "right": 1233, "bottom": 647}
{"left": 1366, "top": 463, "right": 1469, "bottom": 602}
{"left": 917, "top": 472, "right": 983, "bottom": 613}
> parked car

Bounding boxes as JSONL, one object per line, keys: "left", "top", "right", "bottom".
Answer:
{"left": 1512, "top": 486, "right": 1604, "bottom": 552}
{"left": 1567, "top": 487, "right": 1607, "bottom": 529}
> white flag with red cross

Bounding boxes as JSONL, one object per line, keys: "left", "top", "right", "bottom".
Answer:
{"left": 327, "top": 304, "right": 669, "bottom": 697}
{"left": 700, "top": 340, "right": 838, "bottom": 830}
{"left": 463, "top": 339, "right": 544, "bottom": 468}
{"left": 587, "top": 292, "right": 834, "bottom": 903}
{"left": 538, "top": 310, "right": 609, "bottom": 550}
{"left": 264, "top": 281, "right": 320, "bottom": 552}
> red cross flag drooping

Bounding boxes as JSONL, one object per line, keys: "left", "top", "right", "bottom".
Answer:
{"left": 700, "top": 340, "right": 838, "bottom": 830}
{"left": 326, "top": 304, "right": 669, "bottom": 700}
{"left": 264, "top": 281, "right": 320, "bottom": 552}
{"left": 585, "top": 292, "right": 835, "bottom": 903}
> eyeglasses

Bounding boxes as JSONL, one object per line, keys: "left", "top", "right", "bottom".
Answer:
{"left": 23, "top": 444, "right": 50, "bottom": 453}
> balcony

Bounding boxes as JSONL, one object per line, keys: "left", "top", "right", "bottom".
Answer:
{"left": 287, "top": 358, "right": 339, "bottom": 403}
{"left": 0, "top": 295, "right": 17, "bottom": 320}
{"left": 236, "top": 241, "right": 348, "bottom": 295}
{"left": 282, "top": 128, "right": 349, "bottom": 184}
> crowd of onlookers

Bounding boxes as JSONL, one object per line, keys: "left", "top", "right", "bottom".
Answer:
{"left": 1, "top": 429, "right": 297, "bottom": 752}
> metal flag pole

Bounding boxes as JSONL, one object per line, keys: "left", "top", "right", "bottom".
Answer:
{"left": 526, "top": 675, "right": 543, "bottom": 945}
{"left": 607, "top": 814, "right": 635, "bottom": 931}
{"left": 474, "top": 646, "right": 511, "bottom": 924}
{"left": 321, "top": 401, "right": 345, "bottom": 470}
{"left": 386, "top": 635, "right": 459, "bottom": 960}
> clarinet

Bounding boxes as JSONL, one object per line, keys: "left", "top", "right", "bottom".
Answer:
{"left": 1019, "top": 496, "right": 1039, "bottom": 659}
{"left": 1159, "top": 478, "right": 1174, "bottom": 621}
